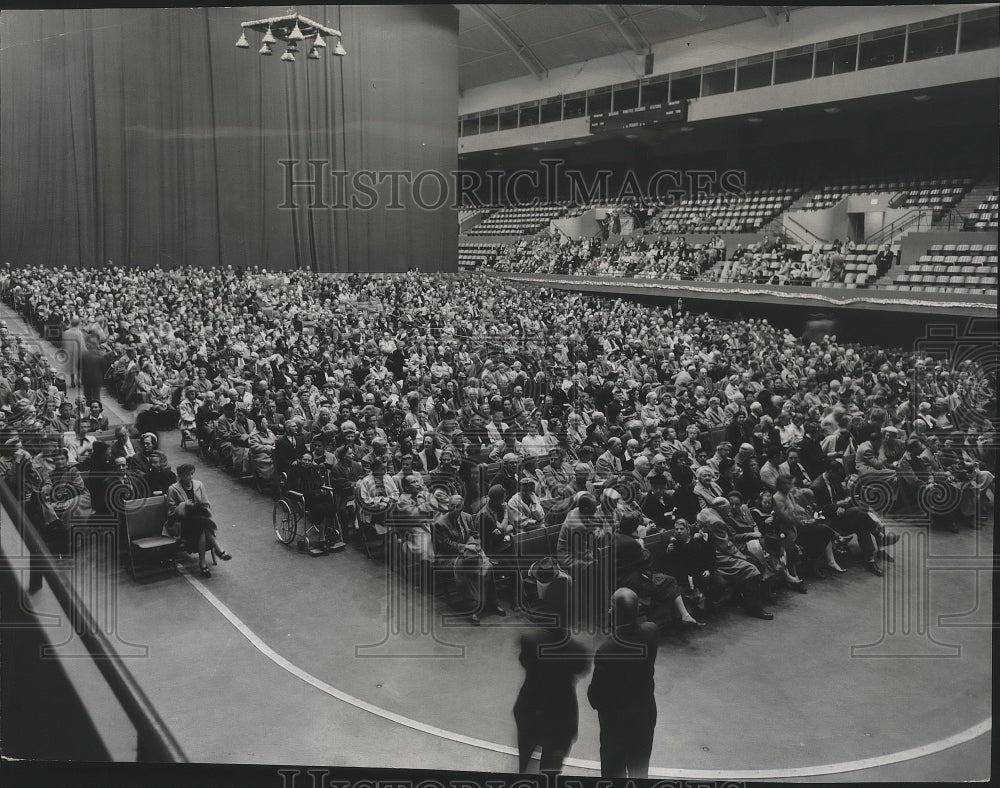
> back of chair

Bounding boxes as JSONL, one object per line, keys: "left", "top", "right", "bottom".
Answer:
{"left": 510, "top": 528, "right": 550, "bottom": 563}
{"left": 541, "top": 522, "right": 563, "bottom": 556}
{"left": 122, "top": 495, "right": 169, "bottom": 541}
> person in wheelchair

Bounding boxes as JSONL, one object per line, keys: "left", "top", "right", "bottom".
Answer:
{"left": 286, "top": 452, "right": 346, "bottom": 556}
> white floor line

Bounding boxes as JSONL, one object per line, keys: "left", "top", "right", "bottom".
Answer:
{"left": 182, "top": 573, "right": 991, "bottom": 778}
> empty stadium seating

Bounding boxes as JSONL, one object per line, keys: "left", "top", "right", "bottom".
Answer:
{"left": 802, "top": 177, "right": 973, "bottom": 214}
{"left": 649, "top": 187, "right": 802, "bottom": 233}
{"left": 466, "top": 204, "right": 569, "bottom": 236}
{"left": 458, "top": 243, "right": 502, "bottom": 270}
{"left": 890, "top": 243, "right": 999, "bottom": 293}
{"left": 964, "top": 188, "right": 999, "bottom": 231}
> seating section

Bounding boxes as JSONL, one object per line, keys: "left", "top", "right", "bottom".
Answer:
{"left": 964, "top": 189, "right": 999, "bottom": 231}
{"left": 716, "top": 243, "right": 890, "bottom": 289}
{"left": 466, "top": 204, "right": 569, "bottom": 236}
{"left": 891, "top": 243, "right": 999, "bottom": 293}
{"left": 802, "top": 177, "right": 973, "bottom": 213}
{"left": 648, "top": 187, "right": 802, "bottom": 234}
{"left": 458, "top": 243, "right": 502, "bottom": 270}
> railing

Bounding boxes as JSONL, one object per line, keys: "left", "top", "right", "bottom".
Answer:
{"left": 936, "top": 206, "right": 966, "bottom": 232}
{"left": 782, "top": 213, "right": 824, "bottom": 246}
{"left": 865, "top": 207, "right": 930, "bottom": 246}
{"left": 0, "top": 475, "right": 188, "bottom": 763}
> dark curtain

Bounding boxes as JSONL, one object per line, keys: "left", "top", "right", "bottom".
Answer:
{"left": 0, "top": 6, "right": 458, "bottom": 272}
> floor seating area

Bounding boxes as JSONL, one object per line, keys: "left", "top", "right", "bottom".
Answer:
{"left": 891, "top": 243, "right": 999, "bottom": 293}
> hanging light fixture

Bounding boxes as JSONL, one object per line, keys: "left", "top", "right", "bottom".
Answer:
{"left": 237, "top": 13, "right": 346, "bottom": 65}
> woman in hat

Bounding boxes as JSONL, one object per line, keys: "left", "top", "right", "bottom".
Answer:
{"left": 167, "top": 464, "right": 231, "bottom": 577}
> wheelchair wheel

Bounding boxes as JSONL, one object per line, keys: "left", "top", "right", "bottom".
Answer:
{"left": 273, "top": 499, "right": 297, "bottom": 545}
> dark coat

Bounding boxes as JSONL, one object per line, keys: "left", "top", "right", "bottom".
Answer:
{"left": 513, "top": 628, "right": 591, "bottom": 743}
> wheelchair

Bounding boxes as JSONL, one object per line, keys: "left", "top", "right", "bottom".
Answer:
{"left": 273, "top": 474, "right": 346, "bottom": 556}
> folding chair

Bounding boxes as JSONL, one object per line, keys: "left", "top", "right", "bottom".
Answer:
{"left": 121, "top": 495, "right": 182, "bottom": 580}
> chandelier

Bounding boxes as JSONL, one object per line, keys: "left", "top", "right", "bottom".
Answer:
{"left": 235, "top": 12, "right": 346, "bottom": 62}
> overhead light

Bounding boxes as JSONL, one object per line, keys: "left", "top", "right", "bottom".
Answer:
{"left": 573, "top": 140, "right": 585, "bottom": 146}
{"left": 912, "top": 93, "right": 931, "bottom": 101}
{"left": 237, "top": 13, "right": 345, "bottom": 65}
{"left": 747, "top": 116, "right": 763, "bottom": 123}
{"left": 823, "top": 106, "right": 840, "bottom": 114}
{"left": 679, "top": 125, "right": 693, "bottom": 132}
{"left": 531, "top": 146, "right": 542, "bottom": 151}
{"left": 625, "top": 133, "right": 638, "bottom": 139}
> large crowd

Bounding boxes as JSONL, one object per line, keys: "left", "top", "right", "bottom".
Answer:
{"left": 488, "top": 235, "right": 725, "bottom": 279}
{"left": 483, "top": 232, "right": 900, "bottom": 289}
{"left": 0, "top": 262, "right": 994, "bottom": 625}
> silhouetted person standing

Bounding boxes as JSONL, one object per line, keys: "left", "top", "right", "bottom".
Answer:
{"left": 587, "top": 588, "right": 659, "bottom": 779}
{"left": 513, "top": 575, "right": 590, "bottom": 775}
{"left": 81, "top": 346, "right": 106, "bottom": 405}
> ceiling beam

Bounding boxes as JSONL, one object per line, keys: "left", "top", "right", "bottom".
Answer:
{"left": 461, "top": 4, "right": 546, "bottom": 79}
{"left": 760, "top": 5, "right": 779, "bottom": 26}
{"left": 670, "top": 5, "right": 707, "bottom": 22}
{"left": 599, "top": 4, "right": 651, "bottom": 55}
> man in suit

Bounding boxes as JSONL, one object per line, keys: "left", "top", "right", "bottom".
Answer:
{"left": 596, "top": 437, "right": 624, "bottom": 486}
{"left": 587, "top": 588, "right": 659, "bottom": 779}
{"left": 433, "top": 494, "right": 504, "bottom": 624}
{"left": 275, "top": 418, "right": 308, "bottom": 478}
{"left": 810, "top": 461, "right": 898, "bottom": 566}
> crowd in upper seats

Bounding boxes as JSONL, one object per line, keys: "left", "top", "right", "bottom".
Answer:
{"left": 0, "top": 263, "right": 994, "bottom": 624}
{"left": 488, "top": 235, "right": 725, "bottom": 279}
{"left": 482, "top": 232, "right": 900, "bottom": 289}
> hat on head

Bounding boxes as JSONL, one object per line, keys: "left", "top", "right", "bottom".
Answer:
{"left": 502, "top": 452, "right": 519, "bottom": 463}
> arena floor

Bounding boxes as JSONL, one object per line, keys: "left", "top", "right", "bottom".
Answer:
{"left": 1, "top": 302, "right": 992, "bottom": 781}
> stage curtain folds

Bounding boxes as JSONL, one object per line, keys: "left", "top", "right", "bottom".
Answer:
{"left": 0, "top": 6, "right": 458, "bottom": 272}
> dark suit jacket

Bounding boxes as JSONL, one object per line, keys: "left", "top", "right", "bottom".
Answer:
{"left": 809, "top": 474, "right": 846, "bottom": 519}
{"left": 275, "top": 435, "right": 307, "bottom": 475}
{"left": 588, "top": 621, "right": 658, "bottom": 718}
